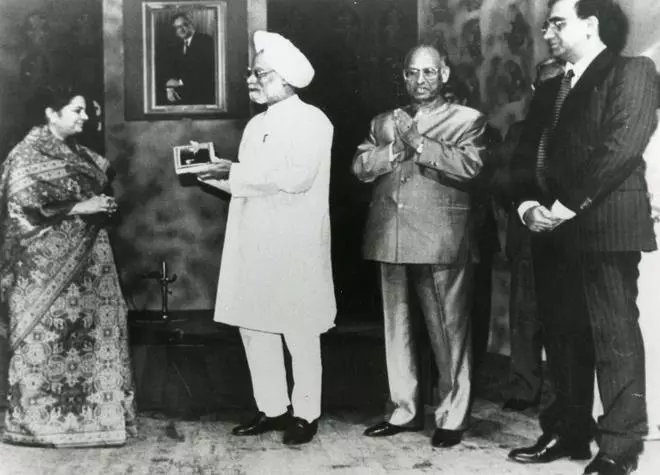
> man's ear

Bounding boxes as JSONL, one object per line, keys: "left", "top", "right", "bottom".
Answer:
{"left": 440, "top": 66, "right": 451, "bottom": 84}
{"left": 585, "top": 15, "right": 599, "bottom": 38}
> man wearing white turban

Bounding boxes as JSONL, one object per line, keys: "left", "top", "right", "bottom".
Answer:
{"left": 194, "top": 30, "right": 335, "bottom": 445}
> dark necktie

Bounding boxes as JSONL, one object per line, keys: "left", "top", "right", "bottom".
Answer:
{"left": 536, "top": 69, "right": 575, "bottom": 192}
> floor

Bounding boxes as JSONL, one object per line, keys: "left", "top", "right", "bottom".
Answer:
{"left": 2, "top": 402, "right": 659, "bottom": 475}
{"left": 2, "top": 354, "right": 659, "bottom": 475}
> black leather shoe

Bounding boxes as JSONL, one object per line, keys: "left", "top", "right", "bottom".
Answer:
{"left": 502, "top": 397, "right": 540, "bottom": 411}
{"left": 584, "top": 453, "right": 637, "bottom": 475}
{"left": 363, "top": 421, "right": 422, "bottom": 437}
{"left": 282, "top": 417, "right": 318, "bottom": 445}
{"left": 508, "top": 433, "right": 591, "bottom": 464}
{"left": 431, "top": 429, "right": 462, "bottom": 448}
{"left": 231, "top": 411, "right": 291, "bottom": 436}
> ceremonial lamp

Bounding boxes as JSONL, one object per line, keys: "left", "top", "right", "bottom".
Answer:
{"left": 143, "top": 260, "right": 177, "bottom": 320}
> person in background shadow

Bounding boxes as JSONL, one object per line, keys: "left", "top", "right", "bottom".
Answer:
{"left": 498, "top": 58, "right": 565, "bottom": 413}
{"left": 444, "top": 76, "right": 501, "bottom": 374}
{"left": 469, "top": 126, "right": 501, "bottom": 373}
{"left": 0, "top": 83, "right": 136, "bottom": 447}
{"left": 163, "top": 12, "right": 215, "bottom": 105}
{"left": 193, "top": 31, "right": 335, "bottom": 446}
{"left": 507, "top": 1, "right": 658, "bottom": 473}
{"left": 353, "top": 45, "right": 488, "bottom": 448}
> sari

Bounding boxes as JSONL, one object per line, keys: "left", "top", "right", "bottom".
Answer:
{"left": 0, "top": 126, "right": 136, "bottom": 447}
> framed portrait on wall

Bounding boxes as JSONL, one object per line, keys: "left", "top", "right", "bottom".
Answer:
{"left": 124, "top": 0, "right": 249, "bottom": 120}
{"left": 144, "top": 1, "right": 227, "bottom": 114}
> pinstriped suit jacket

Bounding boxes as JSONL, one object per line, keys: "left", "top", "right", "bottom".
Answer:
{"left": 513, "top": 49, "right": 659, "bottom": 252}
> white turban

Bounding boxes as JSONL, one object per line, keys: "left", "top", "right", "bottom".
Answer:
{"left": 253, "top": 30, "right": 314, "bottom": 89}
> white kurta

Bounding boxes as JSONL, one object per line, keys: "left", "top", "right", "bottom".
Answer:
{"left": 204, "top": 95, "right": 336, "bottom": 335}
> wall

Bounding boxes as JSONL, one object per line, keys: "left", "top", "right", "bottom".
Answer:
{"left": 103, "top": 0, "right": 266, "bottom": 310}
{"left": 622, "top": 0, "right": 660, "bottom": 65}
{"left": 419, "top": 0, "right": 546, "bottom": 133}
{"left": 0, "top": 0, "right": 104, "bottom": 158}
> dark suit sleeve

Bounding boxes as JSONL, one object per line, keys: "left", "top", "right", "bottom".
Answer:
{"left": 490, "top": 120, "right": 526, "bottom": 207}
{"left": 509, "top": 81, "right": 556, "bottom": 207}
{"left": 558, "top": 57, "right": 659, "bottom": 212}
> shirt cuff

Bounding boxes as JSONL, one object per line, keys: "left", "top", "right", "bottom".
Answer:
{"left": 550, "top": 200, "right": 576, "bottom": 220}
{"left": 197, "top": 176, "right": 231, "bottom": 194}
{"left": 517, "top": 201, "right": 540, "bottom": 223}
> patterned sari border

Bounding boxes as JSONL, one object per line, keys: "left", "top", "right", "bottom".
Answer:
{"left": 3, "top": 429, "right": 127, "bottom": 447}
{"left": 10, "top": 225, "right": 100, "bottom": 349}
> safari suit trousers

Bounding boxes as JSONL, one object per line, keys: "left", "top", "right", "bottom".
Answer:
{"left": 381, "top": 262, "right": 473, "bottom": 430}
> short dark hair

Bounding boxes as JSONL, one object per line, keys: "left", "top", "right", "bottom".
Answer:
{"left": 27, "top": 83, "right": 86, "bottom": 125}
{"left": 171, "top": 12, "right": 192, "bottom": 26}
{"left": 548, "top": 0, "right": 629, "bottom": 53}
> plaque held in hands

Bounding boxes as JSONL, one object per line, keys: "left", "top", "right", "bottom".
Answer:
{"left": 173, "top": 142, "right": 215, "bottom": 175}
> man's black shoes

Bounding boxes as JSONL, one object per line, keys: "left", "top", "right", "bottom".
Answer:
{"left": 363, "top": 421, "right": 422, "bottom": 437}
{"left": 583, "top": 452, "right": 638, "bottom": 475}
{"left": 282, "top": 417, "right": 318, "bottom": 445}
{"left": 231, "top": 411, "right": 291, "bottom": 436}
{"left": 508, "top": 433, "right": 591, "bottom": 464}
{"left": 431, "top": 429, "right": 462, "bottom": 448}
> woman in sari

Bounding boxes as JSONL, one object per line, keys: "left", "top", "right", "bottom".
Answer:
{"left": 0, "top": 84, "right": 136, "bottom": 447}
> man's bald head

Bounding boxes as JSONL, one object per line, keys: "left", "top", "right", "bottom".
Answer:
{"left": 404, "top": 45, "right": 447, "bottom": 70}
{"left": 402, "top": 45, "right": 451, "bottom": 104}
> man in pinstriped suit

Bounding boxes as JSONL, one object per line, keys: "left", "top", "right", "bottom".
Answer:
{"left": 507, "top": 1, "right": 659, "bottom": 474}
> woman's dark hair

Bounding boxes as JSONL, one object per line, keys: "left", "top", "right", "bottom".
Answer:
{"left": 25, "top": 83, "right": 86, "bottom": 126}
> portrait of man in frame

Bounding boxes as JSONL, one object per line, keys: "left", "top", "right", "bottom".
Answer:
{"left": 143, "top": 1, "right": 227, "bottom": 115}
{"left": 173, "top": 141, "right": 215, "bottom": 175}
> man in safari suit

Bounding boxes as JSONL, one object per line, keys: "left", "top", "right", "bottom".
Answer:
{"left": 352, "top": 45, "right": 488, "bottom": 448}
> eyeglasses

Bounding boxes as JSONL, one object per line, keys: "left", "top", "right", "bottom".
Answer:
{"left": 403, "top": 67, "right": 440, "bottom": 80}
{"left": 541, "top": 18, "right": 568, "bottom": 34}
{"left": 245, "top": 68, "right": 275, "bottom": 80}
